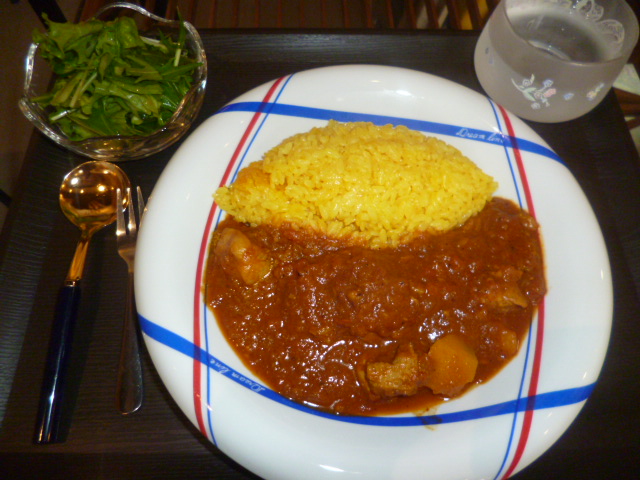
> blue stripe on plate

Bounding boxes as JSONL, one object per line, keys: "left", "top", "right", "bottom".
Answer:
{"left": 216, "top": 102, "right": 562, "bottom": 163}
{"left": 140, "top": 315, "right": 593, "bottom": 427}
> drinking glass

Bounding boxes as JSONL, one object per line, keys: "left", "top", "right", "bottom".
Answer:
{"left": 474, "top": 0, "right": 639, "bottom": 122}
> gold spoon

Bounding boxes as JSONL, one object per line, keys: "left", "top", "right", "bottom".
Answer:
{"left": 35, "top": 160, "right": 130, "bottom": 445}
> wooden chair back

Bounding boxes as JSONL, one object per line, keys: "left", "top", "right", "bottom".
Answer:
{"left": 76, "top": 0, "right": 497, "bottom": 30}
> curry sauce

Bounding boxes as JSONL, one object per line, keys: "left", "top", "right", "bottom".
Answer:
{"left": 205, "top": 198, "right": 546, "bottom": 416}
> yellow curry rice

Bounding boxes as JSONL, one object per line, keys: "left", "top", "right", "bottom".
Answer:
{"left": 214, "top": 121, "right": 497, "bottom": 248}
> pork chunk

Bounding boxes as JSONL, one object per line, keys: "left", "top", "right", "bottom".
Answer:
{"left": 214, "top": 228, "right": 272, "bottom": 285}
{"left": 366, "top": 344, "right": 425, "bottom": 397}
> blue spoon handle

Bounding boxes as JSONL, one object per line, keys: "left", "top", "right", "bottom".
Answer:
{"left": 34, "top": 282, "right": 81, "bottom": 444}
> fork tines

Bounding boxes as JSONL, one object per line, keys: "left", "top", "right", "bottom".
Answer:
{"left": 116, "top": 187, "right": 145, "bottom": 238}
{"left": 116, "top": 188, "right": 135, "bottom": 237}
{"left": 136, "top": 186, "right": 145, "bottom": 224}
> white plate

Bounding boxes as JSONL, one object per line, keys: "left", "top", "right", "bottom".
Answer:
{"left": 135, "top": 65, "right": 612, "bottom": 480}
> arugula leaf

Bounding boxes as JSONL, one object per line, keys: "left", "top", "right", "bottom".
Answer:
{"left": 32, "top": 15, "right": 200, "bottom": 141}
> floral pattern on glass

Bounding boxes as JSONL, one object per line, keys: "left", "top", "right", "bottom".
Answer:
{"left": 512, "top": 74, "right": 557, "bottom": 110}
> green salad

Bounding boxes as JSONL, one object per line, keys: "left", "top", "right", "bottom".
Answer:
{"left": 32, "top": 15, "right": 201, "bottom": 141}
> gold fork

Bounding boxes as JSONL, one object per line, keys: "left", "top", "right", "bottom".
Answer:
{"left": 115, "top": 186, "right": 145, "bottom": 415}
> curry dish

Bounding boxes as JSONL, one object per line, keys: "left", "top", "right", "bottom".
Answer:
{"left": 205, "top": 197, "right": 546, "bottom": 416}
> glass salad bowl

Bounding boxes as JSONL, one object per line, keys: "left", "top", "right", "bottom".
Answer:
{"left": 19, "top": 2, "right": 207, "bottom": 161}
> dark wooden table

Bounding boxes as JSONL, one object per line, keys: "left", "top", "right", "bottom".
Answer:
{"left": 1, "top": 30, "right": 639, "bottom": 480}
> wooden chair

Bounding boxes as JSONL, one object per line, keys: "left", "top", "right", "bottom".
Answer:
{"left": 24, "top": 0, "right": 640, "bottom": 135}
{"left": 73, "top": 0, "right": 497, "bottom": 30}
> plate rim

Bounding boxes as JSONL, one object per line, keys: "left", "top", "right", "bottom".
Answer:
{"left": 135, "top": 64, "right": 613, "bottom": 480}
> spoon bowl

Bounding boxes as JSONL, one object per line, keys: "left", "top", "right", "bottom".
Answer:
{"left": 60, "top": 163, "right": 127, "bottom": 228}
{"left": 35, "top": 161, "right": 130, "bottom": 444}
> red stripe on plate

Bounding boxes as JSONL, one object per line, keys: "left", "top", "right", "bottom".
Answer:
{"left": 498, "top": 105, "right": 546, "bottom": 479}
{"left": 192, "top": 75, "right": 289, "bottom": 439}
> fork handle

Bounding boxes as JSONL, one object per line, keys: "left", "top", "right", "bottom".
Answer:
{"left": 34, "top": 282, "right": 81, "bottom": 444}
{"left": 116, "top": 271, "right": 144, "bottom": 414}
